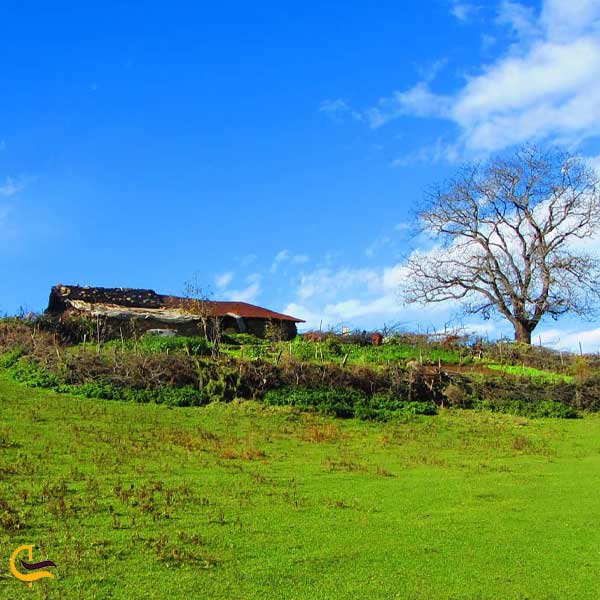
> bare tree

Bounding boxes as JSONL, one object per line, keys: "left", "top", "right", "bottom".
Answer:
{"left": 183, "top": 275, "right": 221, "bottom": 358}
{"left": 403, "top": 145, "right": 600, "bottom": 344}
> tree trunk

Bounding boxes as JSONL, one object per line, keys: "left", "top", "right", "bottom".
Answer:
{"left": 513, "top": 321, "right": 533, "bottom": 345}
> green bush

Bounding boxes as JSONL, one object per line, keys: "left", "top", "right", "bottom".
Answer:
{"left": 263, "top": 388, "right": 360, "bottom": 418}
{"left": 290, "top": 339, "right": 315, "bottom": 361}
{"left": 356, "top": 394, "right": 437, "bottom": 420}
{"left": 63, "top": 382, "right": 122, "bottom": 400}
{"left": 0, "top": 348, "right": 26, "bottom": 369}
{"left": 323, "top": 337, "right": 343, "bottom": 356}
{"left": 57, "top": 381, "right": 207, "bottom": 407}
{"left": 138, "top": 336, "right": 211, "bottom": 356}
{"left": 475, "top": 399, "right": 577, "bottom": 419}
{"left": 262, "top": 388, "right": 437, "bottom": 420}
{"left": 247, "top": 345, "right": 268, "bottom": 360}
{"left": 9, "top": 358, "right": 59, "bottom": 388}
{"left": 160, "top": 386, "right": 207, "bottom": 407}
{"left": 222, "top": 333, "right": 264, "bottom": 346}
{"left": 534, "top": 401, "right": 578, "bottom": 418}
{"left": 123, "top": 386, "right": 206, "bottom": 407}
{"left": 442, "top": 383, "right": 470, "bottom": 407}
{"left": 34, "top": 313, "right": 95, "bottom": 344}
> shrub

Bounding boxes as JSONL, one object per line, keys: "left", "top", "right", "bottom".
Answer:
{"left": 442, "top": 383, "right": 469, "bottom": 407}
{"left": 262, "top": 388, "right": 360, "bottom": 418}
{"left": 354, "top": 402, "right": 437, "bottom": 421}
{"left": 474, "top": 398, "right": 577, "bottom": 419}
{"left": 357, "top": 394, "right": 437, "bottom": 420}
{"left": 534, "top": 401, "right": 578, "bottom": 418}
{"left": 247, "top": 345, "right": 268, "bottom": 360}
{"left": 570, "top": 356, "right": 592, "bottom": 384}
{"left": 58, "top": 382, "right": 208, "bottom": 407}
{"left": 138, "top": 386, "right": 206, "bottom": 407}
{"left": 9, "top": 358, "right": 59, "bottom": 389}
{"left": 65, "top": 382, "right": 122, "bottom": 400}
{"left": 265, "top": 320, "right": 286, "bottom": 344}
{"left": 289, "top": 339, "right": 315, "bottom": 361}
{"left": 34, "top": 313, "right": 95, "bottom": 344}
{"left": 323, "top": 337, "right": 343, "bottom": 356}
{"left": 0, "top": 348, "right": 26, "bottom": 369}
{"left": 138, "top": 336, "right": 211, "bottom": 356}
{"left": 576, "top": 376, "right": 600, "bottom": 411}
{"left": 262, "top": 388, "right": 437, "bottom": 420}
{"left": 222, "top": 333, "right": 264, "bottom": 346}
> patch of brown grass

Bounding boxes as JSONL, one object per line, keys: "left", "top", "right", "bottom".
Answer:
{"left": 324, "top": 456, "right": 369, "bottom": 473}
{"left": 220, "top": 446, "right": 267, "bottom": 461}
{"left": 300, "top": 423, "right": 341, "bottom": 443}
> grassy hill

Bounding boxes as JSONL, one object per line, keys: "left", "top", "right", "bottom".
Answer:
{"left": 2, "top": 376, "right": 600, "bottom": 599}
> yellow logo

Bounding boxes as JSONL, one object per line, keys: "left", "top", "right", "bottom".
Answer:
{"left": 9, "top": 545, "right": 56, "bottom": 587}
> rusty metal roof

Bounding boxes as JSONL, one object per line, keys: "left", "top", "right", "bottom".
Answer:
{"left": 48, "top": 285, "right": 305, "bottom": 323}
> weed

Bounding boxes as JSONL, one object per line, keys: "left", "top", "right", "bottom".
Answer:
{"left": 0, "top": 499, "right": 26, "bottom": 533}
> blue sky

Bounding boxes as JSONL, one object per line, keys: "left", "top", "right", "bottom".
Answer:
{"left": 2, "top": 1, "right": 600, "bottom": 350}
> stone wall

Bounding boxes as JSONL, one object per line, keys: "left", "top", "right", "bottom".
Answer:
{"left": 244, "top": 318, "right": 298, "bottom": 341}
{"left": 48, "top": 286, "right": 164, "bottom": 313}
{"left": 58, "top": 311, "right": 298, "bottom": 341}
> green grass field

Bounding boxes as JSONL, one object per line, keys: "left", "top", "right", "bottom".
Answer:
{"left": 485, "top": 363, "right": 574, "bottom": 383}
{"left": 2, "top": 375, "right": 600, "bottom": 599}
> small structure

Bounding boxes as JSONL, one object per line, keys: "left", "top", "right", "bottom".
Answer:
{"left": 46, "top": 285, "right": 304, "bottom": 341}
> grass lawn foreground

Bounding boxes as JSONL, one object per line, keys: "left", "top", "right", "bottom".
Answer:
{"left": 1, "top": 375, "right": 600, "bottom": 599}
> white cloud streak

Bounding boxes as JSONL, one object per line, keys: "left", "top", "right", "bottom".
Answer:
{"left": 227, "top": 282, "right": 261, "bottom": 303}
{"left": 451, "top": 2, "right": 479, "bottom": 23}
{"left": 0, "top": 177, "right": 25, "bottom": 198}
{"left": 364, "top": 0, "right": 600, "bottom": 153}
{"left": 215, "top": 272, "right": 234, "bottom": 289}
{"left": 271, "top": 249, "right": 310, "bottom": 273}
{"left": 318, "top": 99, "right": 363, "bottom": 122}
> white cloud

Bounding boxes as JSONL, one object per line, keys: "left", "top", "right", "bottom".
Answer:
{"left": 270, "top": 249, "right": 290, "bottom": 273}
{"left": 0, "top": 177, "right": 25, "bottom": 198}
{"left": 296, "top": 267, "right": 382, "bottom": 300}
{"left": 247, "top": 272, "right": 262, "bottom": 283}
{"left": 286, "top": 260, "right": 460, "bottom": 331}
{"left": 588, "top": 155, "right": 600, "bottom": 175}
{"left": 496, "top": 0, "right": 538, "bottom": 39}
{"left": 240, "top": 253, "right": 257, "bottom": 267}
{"left": 540, "top": 0, "right": 600, "bottom": 42}
{"left": 215, "top": 271, "right": 234, "bottom": 289}
{"left": 363, "top": 0, "right": 600, "bottom": 153}
{"left": 451, "top": 2, "right": 479, "bottom": 23}
{"left": 291, "top": 254, "right": 309, "bottom": 265}
{"left": 323, "top": 295, "right": 400, "bottom": 320}
{"left": 226, "top": 282, "right": 261, "bottom": 303}
{"left": 454, "top": 37, "right": 600, "bottom": 151}
{"left": 318, "top": 98, "right": 363, "bottom": 122}
{"left": 221, "top": 272, "right": 263, "bottom": 303}
{"left": 282, "top": 302, "right": 331, "bottom": 330}
{"left": 365, "top": 235, "right": 391, "bottom": 258}
{"left": 365, "top": 83, "right": 452, "bottom": 128}
{"left": 392, "top": 137, "right": 460, "bottom": 166}
{"left": 271, "top": 249, "right": 310, "bottom": 273}
{"left": 538, "top": 325, "right": 600, "bottom": 353}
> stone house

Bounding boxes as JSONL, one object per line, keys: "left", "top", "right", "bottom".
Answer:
{"left": 46, "top": 285, "right": 304, "bottom": 340}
